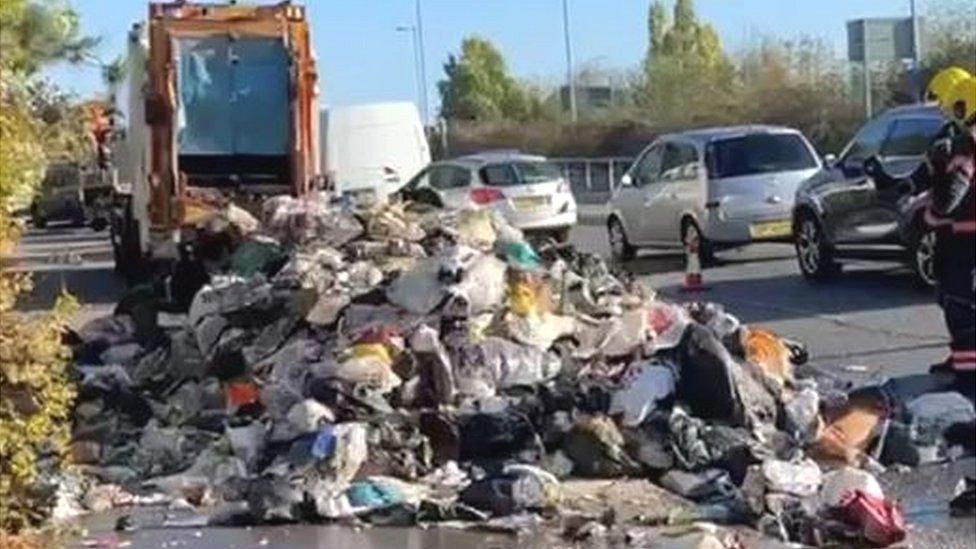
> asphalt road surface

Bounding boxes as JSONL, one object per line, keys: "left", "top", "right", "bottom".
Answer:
{"left": 5, "top": 221, "right": 974, "bottom": 548}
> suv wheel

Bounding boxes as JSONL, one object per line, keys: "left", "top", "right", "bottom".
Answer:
{"left": 910, "top": 228, "right": 937, "bottom": 289}
{"left": 795, "top": 213, "right": 838, "bottom": 281}
{"left": 608, "top": 217, "right": 635, "bottom": 261}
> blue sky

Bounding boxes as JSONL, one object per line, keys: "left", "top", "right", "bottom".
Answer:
{"left": 45, "top": 0, "right": 915, "bottom": 113}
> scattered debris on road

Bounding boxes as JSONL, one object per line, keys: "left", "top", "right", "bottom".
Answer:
{"left": 62, "top": 194, "right": 974, "bottom": 547}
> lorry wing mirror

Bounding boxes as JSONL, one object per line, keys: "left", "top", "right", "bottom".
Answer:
{"left": 144, "top": 94, "right": 169, "bottom": 125}
{"left": 619, "top": 173, "right": 633, "bottom": 187}
{"left": 822, "top": 153, "right": 837, "bottom": 167}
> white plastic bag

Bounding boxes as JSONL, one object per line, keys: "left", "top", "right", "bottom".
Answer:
{"left": 608, "top": 361, "right": 676, "bottom": 426}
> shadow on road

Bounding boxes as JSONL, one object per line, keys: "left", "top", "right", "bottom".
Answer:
{"left": 615, "top": 251, "right": 792, "bottom": 276}
{"left": 656, "top": 267, "right": 934, "bottom": 324}
{"left": 15, "top": 265, "right": 126, "bottom": 312}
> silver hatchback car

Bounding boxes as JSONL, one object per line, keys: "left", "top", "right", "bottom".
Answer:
{"left": 606, "top": 125, "right": 822, "bottom": 261}
{"left": 400, "top": 152, "right": 578, "bottom": 239}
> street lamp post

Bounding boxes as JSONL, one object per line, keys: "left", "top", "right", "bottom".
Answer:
{"left": 562, "top": 0, "right": 577, "bottom": 122}
{"left": 396, "top": 25, "right": 424, "bottom": 117}
{"left": 909, "top": 0, "right": 923, "bottom": 100}
{"left": 415, "top": 0, "right": 430, "bottom": 125}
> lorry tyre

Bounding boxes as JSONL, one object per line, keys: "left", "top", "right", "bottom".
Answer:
{"left": 31, "top": 204, "right": 47, "bottom": 229}
{"left": 90, "top": 217, "right": 108, "bottom": 232}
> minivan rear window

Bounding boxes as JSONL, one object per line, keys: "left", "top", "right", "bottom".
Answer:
{"left": 706, "top": 133, "right": 817, "bottom": 179}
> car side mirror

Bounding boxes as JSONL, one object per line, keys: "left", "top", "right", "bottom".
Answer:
{"left": 822, "top": 153, "right": 837, "bottom": 166}
{"left": 862, "top": 156, "right": 882, "bottom": 178}
{"left": 619, "top": 173, "right": 633, "bottom": 187}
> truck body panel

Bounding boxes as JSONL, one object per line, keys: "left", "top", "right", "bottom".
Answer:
{"left": 112, "top": 2, "right": 319, "bottom": 262}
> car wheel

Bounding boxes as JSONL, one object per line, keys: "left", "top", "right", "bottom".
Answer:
{"left": 681, "top": 219, "right": 715, "bottom": 267}
{"left": 552, "top": 226, "right": 571, "bottom": 244}
{"left": 608, "top": 217, "right": 635, "bottom": 261}
{"left": 795, "top": 213, "right": 838, "bottom": 281}
{"left": 910, "top": 228, "right": 937, "bottom": 289}
{"left": 90, "top": 217, "right": 108, "bottom": 232}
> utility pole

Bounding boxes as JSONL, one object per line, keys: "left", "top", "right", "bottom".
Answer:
{"left": 909, "top": 0, "right": 923, "bottom": 100}
{"left": 396, "top": 25, "right": 423, "bottom": 117}
{"left": 415, "top": 0, "right": 430, "bottom": 125}
{"left": 562, "top": 0, "right": 577, "bottom": 122}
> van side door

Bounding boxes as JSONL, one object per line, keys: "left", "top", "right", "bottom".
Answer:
{"left": 644, "top": 141, "right": 700, "bottom": 243}
{"left": 616, "top": 143, "right": 664, "bottom": 244}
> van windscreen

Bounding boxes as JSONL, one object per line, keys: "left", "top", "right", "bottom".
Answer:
{"left": 706, "top": 134, "right": 816, "bottom": 179}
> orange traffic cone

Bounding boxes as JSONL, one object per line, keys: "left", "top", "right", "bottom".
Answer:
{"left": 681, "top": 234, "right": 708, "bottom": 292}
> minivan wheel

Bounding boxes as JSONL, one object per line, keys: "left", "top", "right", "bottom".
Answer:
{"left": 608, "top": 217, "right": 635, "bottom": 261}
{"left": 795, "top": 214, "right": 838, "bottom": 281}
{"left": 910, "top": 228, "right": 937, "bottom": 289}
{"left": 680, "top": 220, "right": 715, "bottom": 267}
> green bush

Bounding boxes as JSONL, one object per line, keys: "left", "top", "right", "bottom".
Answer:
{"left": 0, "top": 275, "right": 77, "bottom": 533}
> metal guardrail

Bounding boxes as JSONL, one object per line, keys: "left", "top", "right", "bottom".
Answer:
{"left": 549, "top": 156, "right": 633, "bottom": 204}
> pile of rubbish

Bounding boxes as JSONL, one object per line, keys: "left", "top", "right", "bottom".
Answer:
{"left": 65, "top": 195, "right": 975, "bottom": 547}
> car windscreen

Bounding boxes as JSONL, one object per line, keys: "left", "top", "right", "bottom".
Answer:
{"left": 706, "top": 133, "right": 817, "bottom": 179}
{"left": 482, "top": 161, "right": 561, "bottom": 186}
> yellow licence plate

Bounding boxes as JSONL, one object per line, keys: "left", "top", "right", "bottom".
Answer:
{"left": 749, "top": 219, "right": 792, "bottom": 239}
{"left": 513, "top": 196, "right": 549, "bottom": 212}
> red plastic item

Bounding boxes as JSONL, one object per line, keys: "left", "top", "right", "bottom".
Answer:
{"left": 836, "top": 489, "right": 906, "bottom": 547}
{"left": 225, "top": 381, "right": 261, "bottom": 413}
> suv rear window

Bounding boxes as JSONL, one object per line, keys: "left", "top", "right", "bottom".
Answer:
{"left": 706, "top": 133, "right": 817, "bottom": 179}
{"left": 481, "top": 161, "right": 561, "bottom": 186}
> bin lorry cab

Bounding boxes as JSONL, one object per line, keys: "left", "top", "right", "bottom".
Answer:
{"left": 109, "top": 2, "right": 319, "bottom": 274}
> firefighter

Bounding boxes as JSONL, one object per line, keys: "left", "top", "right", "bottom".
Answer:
{"left": 863, "top": 71, "right": 975, "bottom": 515}
{"left": 867, "top": 72, "right": 975, "bottom": 395}
{"left": 925, "top": 66, "right": 971, "bottom": 103}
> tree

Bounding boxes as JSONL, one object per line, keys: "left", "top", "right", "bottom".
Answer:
{"left": 648, "top": 1, "right": 667, "bottom": 53}
{"left": 1, "top": 0, "right": 90, "bottom": 534}
{"left": 0, "top": 0, "right": 97, "bottom": 75}
{"left": 923, "top": 0, "right": 976, "bottom": 74}
{"left": 438, "top": 36, "right": 540, "bottom": 121}
{"left": 638, "top": 0, "right": 736, "bottom": 125}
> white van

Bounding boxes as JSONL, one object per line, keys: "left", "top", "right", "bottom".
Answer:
{"left": 321, "top": 102, "right": 431, "bottom": 201}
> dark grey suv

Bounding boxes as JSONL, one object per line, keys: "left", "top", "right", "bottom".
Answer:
{"left": 792, "top": 105, "right": 945, "bottom": 287}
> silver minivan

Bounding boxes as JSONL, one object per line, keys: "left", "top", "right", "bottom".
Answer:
{"left": 606, "top": 125, "right": 822, "bottom": 261}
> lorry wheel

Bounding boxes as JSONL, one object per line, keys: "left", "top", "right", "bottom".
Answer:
{"left": 31, "top": 204, "right": 46, "bottom": 229}
{"left": 72, "top": 210, "right": 87, "bottom": 228}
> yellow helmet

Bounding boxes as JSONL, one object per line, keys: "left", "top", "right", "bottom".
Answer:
{"left": 926, "top": 67, "right": 972, "bottom": 102}
{"left": 944, "top": 75, "right": 976, "bottom": 125}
